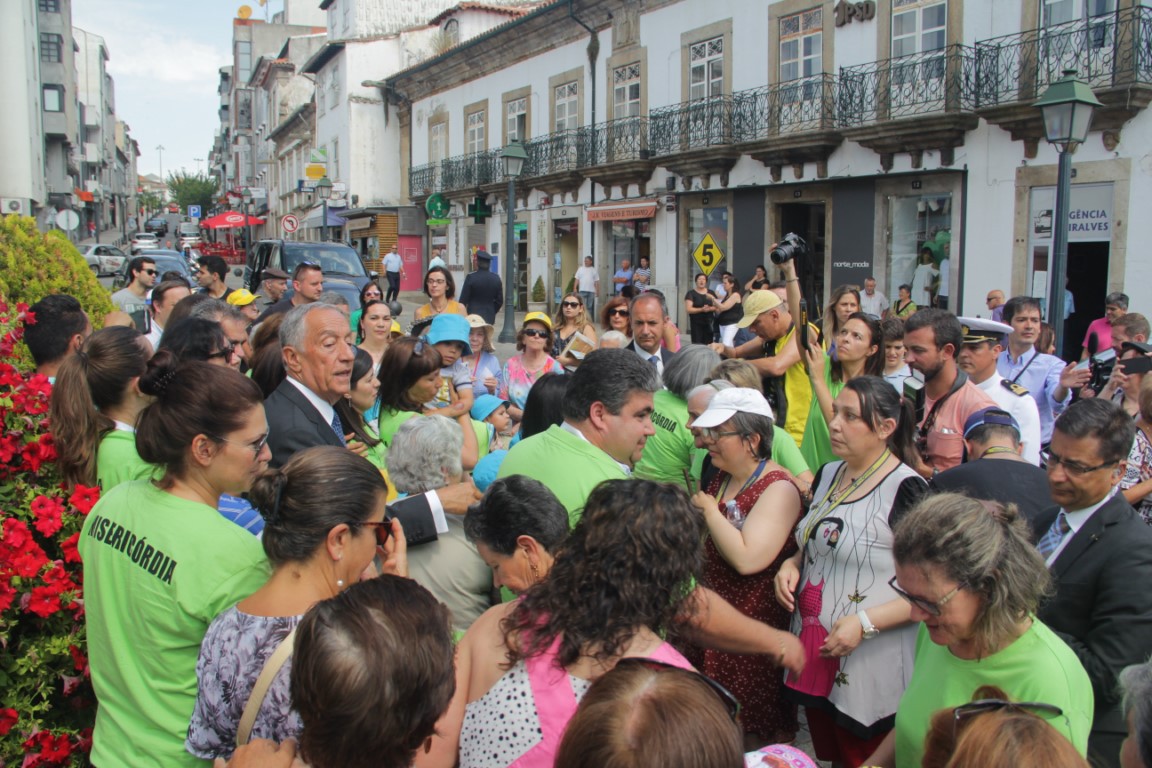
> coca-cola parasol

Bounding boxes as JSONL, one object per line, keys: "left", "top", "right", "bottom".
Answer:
{"left": 200, "top": 211, "right": 265, "bottom": 229}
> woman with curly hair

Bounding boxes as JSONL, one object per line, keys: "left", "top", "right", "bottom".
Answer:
{"left": 422, "top": 479, "right": 705, "bottom": 768}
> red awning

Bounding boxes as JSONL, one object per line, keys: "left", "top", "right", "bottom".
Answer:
{"left": 74, "top": 188, "right": 94, "bottom": 202}
{"left": 201, "top": 211, "right": 266, "bottom": 229}
{"left": 586, "top": 200, "right": 659, "bottom": 221}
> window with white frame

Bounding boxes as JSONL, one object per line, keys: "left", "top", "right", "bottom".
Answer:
{"left": 613, "top": 63, "right": 641, "bottom": 119}
{"left": 466, "top": 109, "right": 486, "bottom": 153}
{"left": 689, "top": 37, "right": 724, "bottom": 101}
{"left": 506, "top": 97, "right": 527, "bottom": 142}
{"left": 555, "top": 81, "right": 579, "bottom": 130}
{"left": 892, "top": 0, "right": 946, "bottom": 59}
{"left": 430, "top": 121, "right": 447, "bottom": 162}
{"left": 780, "top": 9, "right": 822, "bottom": 82}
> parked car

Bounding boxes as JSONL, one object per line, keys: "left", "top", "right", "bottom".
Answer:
{"left": 145, "top": 218, "right": 167, "bottom": 236}
{"left": 130, "top": 233, "right": 160, "bottom": 254}
{"left": 245, "top": 240, "right": 373, "bottom": 309}
{"left": 112, "top": 251, "right": 194, "bottom": 290}
{"left": 80, "top": 244, "right": 129, "bottom": 276}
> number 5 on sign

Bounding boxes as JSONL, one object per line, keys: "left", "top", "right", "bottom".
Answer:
{"left": 693, "top": 233, "right": 724, "bottom": 276}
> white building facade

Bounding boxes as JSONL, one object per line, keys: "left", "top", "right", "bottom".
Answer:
{"left": 387, "top": 0, "right": 1152, "bottom": 355}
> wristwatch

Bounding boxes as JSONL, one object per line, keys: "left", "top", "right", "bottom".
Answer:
{"left": 858, "top": 610, "right": 880, "bottom": 640}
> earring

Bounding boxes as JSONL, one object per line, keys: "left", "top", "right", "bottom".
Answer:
{"left": 336, "top": 578, "right": 345, "bottom": 589}
{"left": 530, "top": 563, "right": 540, "bottom": 584}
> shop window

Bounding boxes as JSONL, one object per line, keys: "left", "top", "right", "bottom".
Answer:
{"left": 886, "top": 194, "right": 952, "bottom": 307}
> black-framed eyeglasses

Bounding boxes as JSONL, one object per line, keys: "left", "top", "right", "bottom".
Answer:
{"left": 207, "top": 431, "right": 269, "bottom": 457}
{"left": 953, "top": 699, "right": 1065, "bottom": 741}
{"left": 206, "top": 341, "right": 236, "bottom": 361}
{"left": 358, "top": 517, "right": 393, "bottom": 548}
{"left": 614, "top": 657, "right": 741, "bottom": 721}
{"left": 1045, "top": 449, "right": 1118, "bottom": 478}
{"left": 609, "top": 308, "right": 630, "bottom": 317}
{"left": 522, "top": 328, "right": 549, "bottom": 338}
{"left": 562, "top": 300, "right": 581, "bottom": 308}
{"left": 888, "top": 575, "right": 965, "bottom": 617}
{"left": 694, "top": 427, "right": 742, "bottom": 443}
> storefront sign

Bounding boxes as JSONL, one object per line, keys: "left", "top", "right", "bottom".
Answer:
{"left": 586, "top": 200, "right": 658, "bottom": 221}
{"left": 834, "top": 0, "right": 875, "bottom": 26}
{"left": 1029, "top": 183, "right": 1113, "bottom": 243}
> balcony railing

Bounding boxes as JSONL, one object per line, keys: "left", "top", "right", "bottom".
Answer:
{"left": 576, "top": 116, "right": 650, "bottom": 166}
{"left": 974, "top": 5, "right": 1152, "bottom": 108}
{"left": 408, "top": 161, "right": 439, "bottom": 196}
{"left": 838, "top": 44, "right": 976, "bottom": 127}
{"left": 440, "top": 149, "right": 502, "bottom": 191}
{"left": 523, "top": 129, "right": 584, "bottom": 177}
{"left": 733, "top": 74, "right": 838, "bottom": 142}
{"left": 649, "top": 96, "right": 735, "bottom": 156}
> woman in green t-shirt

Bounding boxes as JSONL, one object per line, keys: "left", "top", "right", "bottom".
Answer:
{"left": 50, "top": 324, "right": 153, "bottom": 490}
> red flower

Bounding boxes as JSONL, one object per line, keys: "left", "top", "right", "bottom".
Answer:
{"left": 59, "top": 532, "right": 81, "bottom": 563}
{"left": 21, "top": 309, "right": 36, "bottom": 326}
{"left": 22, "top": 731, "right": 73, "bottom": 764}
{"left": 26, "top": 586, "right": 62, "bottom": 618}
{"left": 0, "top": 578, "right": 15, "bottom": 612}
{"left": 0, "top": 708, "right": 16, "bottom": 735}
{"left": 68, "top": 485, "right": 100, "bottom": 515}
{"left": 7, "top": 547, "right": 49, "bottom": 578}
{"left": 68, "top": 644, "right": 88, "bottom": 676}
{"left": 1, "top": 517, "right": 33, "bottom": 551}
{"left": 31, "top": 495, "right": 65, "bottom": 538}
{"left": 0, "top": 434, "right": 20, "bottom": 464}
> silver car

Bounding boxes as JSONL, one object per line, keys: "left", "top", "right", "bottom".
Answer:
{"left": 80, "top": 244, "right": 129, "bottom": 276}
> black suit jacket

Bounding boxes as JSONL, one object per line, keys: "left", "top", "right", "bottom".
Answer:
{"left": 1032, "top": 493, "right": 1152, "bottom": 764}
{"left": 459, "top": 269, "right": 503, "bottom": 324}
{"left": 625, "top": 341, "right": 676, "bottom": 366}
{"left": 264, "top": 379, "right": 439, "bottom": 544}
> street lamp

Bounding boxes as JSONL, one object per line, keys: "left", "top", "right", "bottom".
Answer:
{"left": 314, "top": 176, "right": 333, "bottom": 243}
{"left": 242, "top": 187, "right": 253, "bottom": 258}
{"left": 497, "top": 140, "right": 528, "bottom": 344}
{"left": 1035, "top": 69, "right": 1101, "bottom": 358}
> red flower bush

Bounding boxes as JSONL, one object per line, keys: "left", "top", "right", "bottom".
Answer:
{"left": 0, "top": 302, "right": 95, "bottom": 765}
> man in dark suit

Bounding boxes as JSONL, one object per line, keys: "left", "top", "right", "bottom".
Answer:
{"left": 1030, "top": 398, "right": 1152, "bottom": 768}
{"left": 458, "top": 250, "right": 503, "bottom": 324}
{"left": 265, "top": 304, "right": 479, "bottom": 544}
{"left": 625, "top": 292, "right": 676, "bottom": 378}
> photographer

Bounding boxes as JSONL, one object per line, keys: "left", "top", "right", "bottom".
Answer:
{"left": 711, "top": 242, "right": 813, "bottom": 447}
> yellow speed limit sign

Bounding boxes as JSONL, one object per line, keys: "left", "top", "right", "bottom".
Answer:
{"left": 692, "top": 233, "right": 724, "bottom": 276}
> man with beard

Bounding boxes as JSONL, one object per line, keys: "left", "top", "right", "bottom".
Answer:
{"left": 902, "top": 309, "right": 996, "bottom": 476}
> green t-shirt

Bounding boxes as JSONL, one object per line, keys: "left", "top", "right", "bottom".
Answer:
{"left": 96, "top": 428, "right": 157, "bottom": 491}
{"left": 79, "top": 481, "right": 270, "bottom": 768}
{"left": 377, "top": 407, "right": 419, "bottom": 450}
{"left": 634, "top": 390, "right": 697, "bottom": 485}
{"left": 895, "top": 620, "right": 1093, "bottom": 768}
{"left": 800, "top": 360, "right": 843, "bottom": 472}
{"left": 497, "top": 424, "right": 627, "bottom": 527}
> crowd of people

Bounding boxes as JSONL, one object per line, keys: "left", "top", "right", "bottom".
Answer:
{"left": 19, "top": 248, "right": 1152, "bottom": 768}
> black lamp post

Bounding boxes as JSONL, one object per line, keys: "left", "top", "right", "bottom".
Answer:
{"left": 498, "top": 141, "right": 528, "bottom": 344}
{"left": 1035, "top": 69, "right": 1101, "bottom": 357}
{"left": 241, "top": 187, "right": 253, "bottom": 257}
{"left": 315, "top": 176, "right": 333, "bottom": 242}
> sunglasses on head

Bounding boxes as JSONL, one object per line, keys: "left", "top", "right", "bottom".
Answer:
{"left": 522, "top": 328, "right": 549, "bottom": 338}
{"left": 609, "top": 308, "right": 630, "bottom": 317}
{"left": 952, "top": 699, "right": 1066, "bottom": 741}
{"left": 358, "top": 517, "right": 393, "bottom": 548}
{"left": 613, "top": 658, "right": 741, "bottom": 721}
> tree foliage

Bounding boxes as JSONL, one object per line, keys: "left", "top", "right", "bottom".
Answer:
{"left": 165, "top": 171, "right": 217, "bottom": 214}
{"left": 137, "top": 192, "right": 162, "bottom": 219}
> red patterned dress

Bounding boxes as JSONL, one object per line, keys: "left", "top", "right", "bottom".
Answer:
{"left": 701, "top": 469, "right": 799, "bottom": 741}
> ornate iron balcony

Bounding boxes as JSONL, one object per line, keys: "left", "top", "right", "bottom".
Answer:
{"left": 440, "top": 149, "right": 502, "bottom": 191}
{"left": 732, "top": 74, "right": 838, "bottom": 143}
{"left": 523, "top": 129, "right": 584, "bottom": 177}
{"left": 576, "top": 116, "right": 650, "bottom": 166}
{"left": 408, "top": 161, "right": 440, "bottom": 196}
{"left": 974, "top": 5, "right": 1152, "bottom": 108}
{"left": 838, "top": 44, "right": 977, "bottom": 127}
{"left": 649, "top": 96, "right": 735, "bottom": 156}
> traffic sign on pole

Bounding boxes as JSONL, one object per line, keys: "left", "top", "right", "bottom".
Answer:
{"left": 188, "top": 205, "right": 202, "bottom": 219}
{"left": 281, "top": 214, "right": 300, "bottom": 233}
{"left": 692, "top": 233, "right": 724, "bottom": 276}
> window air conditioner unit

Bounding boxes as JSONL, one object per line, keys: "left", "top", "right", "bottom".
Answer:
{"left": 1, "top": 198, "right": 28, "bottom": 216}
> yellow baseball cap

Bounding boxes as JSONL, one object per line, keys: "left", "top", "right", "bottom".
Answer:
{"left": 390, "top": 320, "right": 402, "bottom": 336}
{"left": 227, "top": 289, "right": 261, "bottom": 307}
{"left": 736, "top": 290, "right": 783, "bottom": 328}
{"left": 523, "top": 311, "right": 553, "bottom": 330}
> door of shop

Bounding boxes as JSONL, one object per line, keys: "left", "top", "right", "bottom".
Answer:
{"left": 779, "top": 202, "right": 827, "bottom": 316}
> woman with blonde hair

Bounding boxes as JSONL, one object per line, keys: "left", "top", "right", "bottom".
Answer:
{"left": 462, "top": 315, "right": 501, "bottom": 396}
{"left": 51, "top": 325, "right": 153, "bottom": 489}
{"left": 551, "top": 292, "right": 598, "bottom": 368}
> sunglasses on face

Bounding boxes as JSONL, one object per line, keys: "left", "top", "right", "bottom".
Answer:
{"left": 613, "top": 658, "right": 741, "bottom": 721}
{"left": 206, "top": 341, "right": 236, "bottom": 361}
{"left": 562, "top": 300, "right": 582, "bottom": 308}
{"left": 358, "top": 517, "right": 393, "bottom": 547}
{"left": 609, "top": 308, "right": 630, "bottom": 317}
{"left": 142, "top": 269, "right": 158, "bottom": 276}
{"left": 888, "top": 575, "right": 965, "bottom": 617}
{"left": 522, "top": 328, "right": 549, "bottom": 338}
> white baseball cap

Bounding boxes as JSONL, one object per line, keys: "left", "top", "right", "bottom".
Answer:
{"left": 691, "top": 387, "right": 774, "bottom": 428}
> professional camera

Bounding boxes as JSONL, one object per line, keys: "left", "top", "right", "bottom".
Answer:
{"left": 769, "top": 232, "right": 808, "bottom": 265}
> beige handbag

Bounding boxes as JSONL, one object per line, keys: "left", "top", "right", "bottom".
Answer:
{"left": 235, "top": 627, "right": 297, "bottom": 748}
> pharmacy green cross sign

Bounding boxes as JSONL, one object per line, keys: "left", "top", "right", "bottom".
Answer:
{"left": 468, "top": 196, "right": 492, "bottom": 224}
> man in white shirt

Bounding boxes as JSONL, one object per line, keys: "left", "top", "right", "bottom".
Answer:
{"left": 957, "top": 317, "right": 1043, "bottom": 464}
{"left": 144, "top": 279, "right": 191, "bottom": 351}
{"left": 859, "top": 276, "right": 889, "bottom": 319}
{"left": 383, "top": 246, "right": 404, "bottom": 303}
{"left": 428, "top": 248, "right": 447, "bottom": 271}
{"left": 574, "top": 256, "right": 599, "bottom": 313}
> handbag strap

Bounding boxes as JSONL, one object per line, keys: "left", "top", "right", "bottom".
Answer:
{"left": 235, "top": 626, "right": 297, "bottom": 748}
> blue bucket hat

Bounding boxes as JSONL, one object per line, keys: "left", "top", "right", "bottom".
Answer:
{"left": 426, "top": 313, "right": 473, "bottom": 356}
{"left": 471, "top": 394, "right": 511, "bottom": 422}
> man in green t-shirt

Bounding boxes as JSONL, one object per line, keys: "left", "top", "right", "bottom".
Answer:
{"left": 498, "top": 349, "right": 805, "bottom": 672}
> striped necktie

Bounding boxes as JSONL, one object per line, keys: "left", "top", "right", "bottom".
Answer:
{"left": 1037, "top": 512, "right": 1070, "bottom": 559}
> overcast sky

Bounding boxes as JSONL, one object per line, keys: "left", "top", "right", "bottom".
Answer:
{"left": 72, "top": 0, "right": 287, "bottom": 180}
